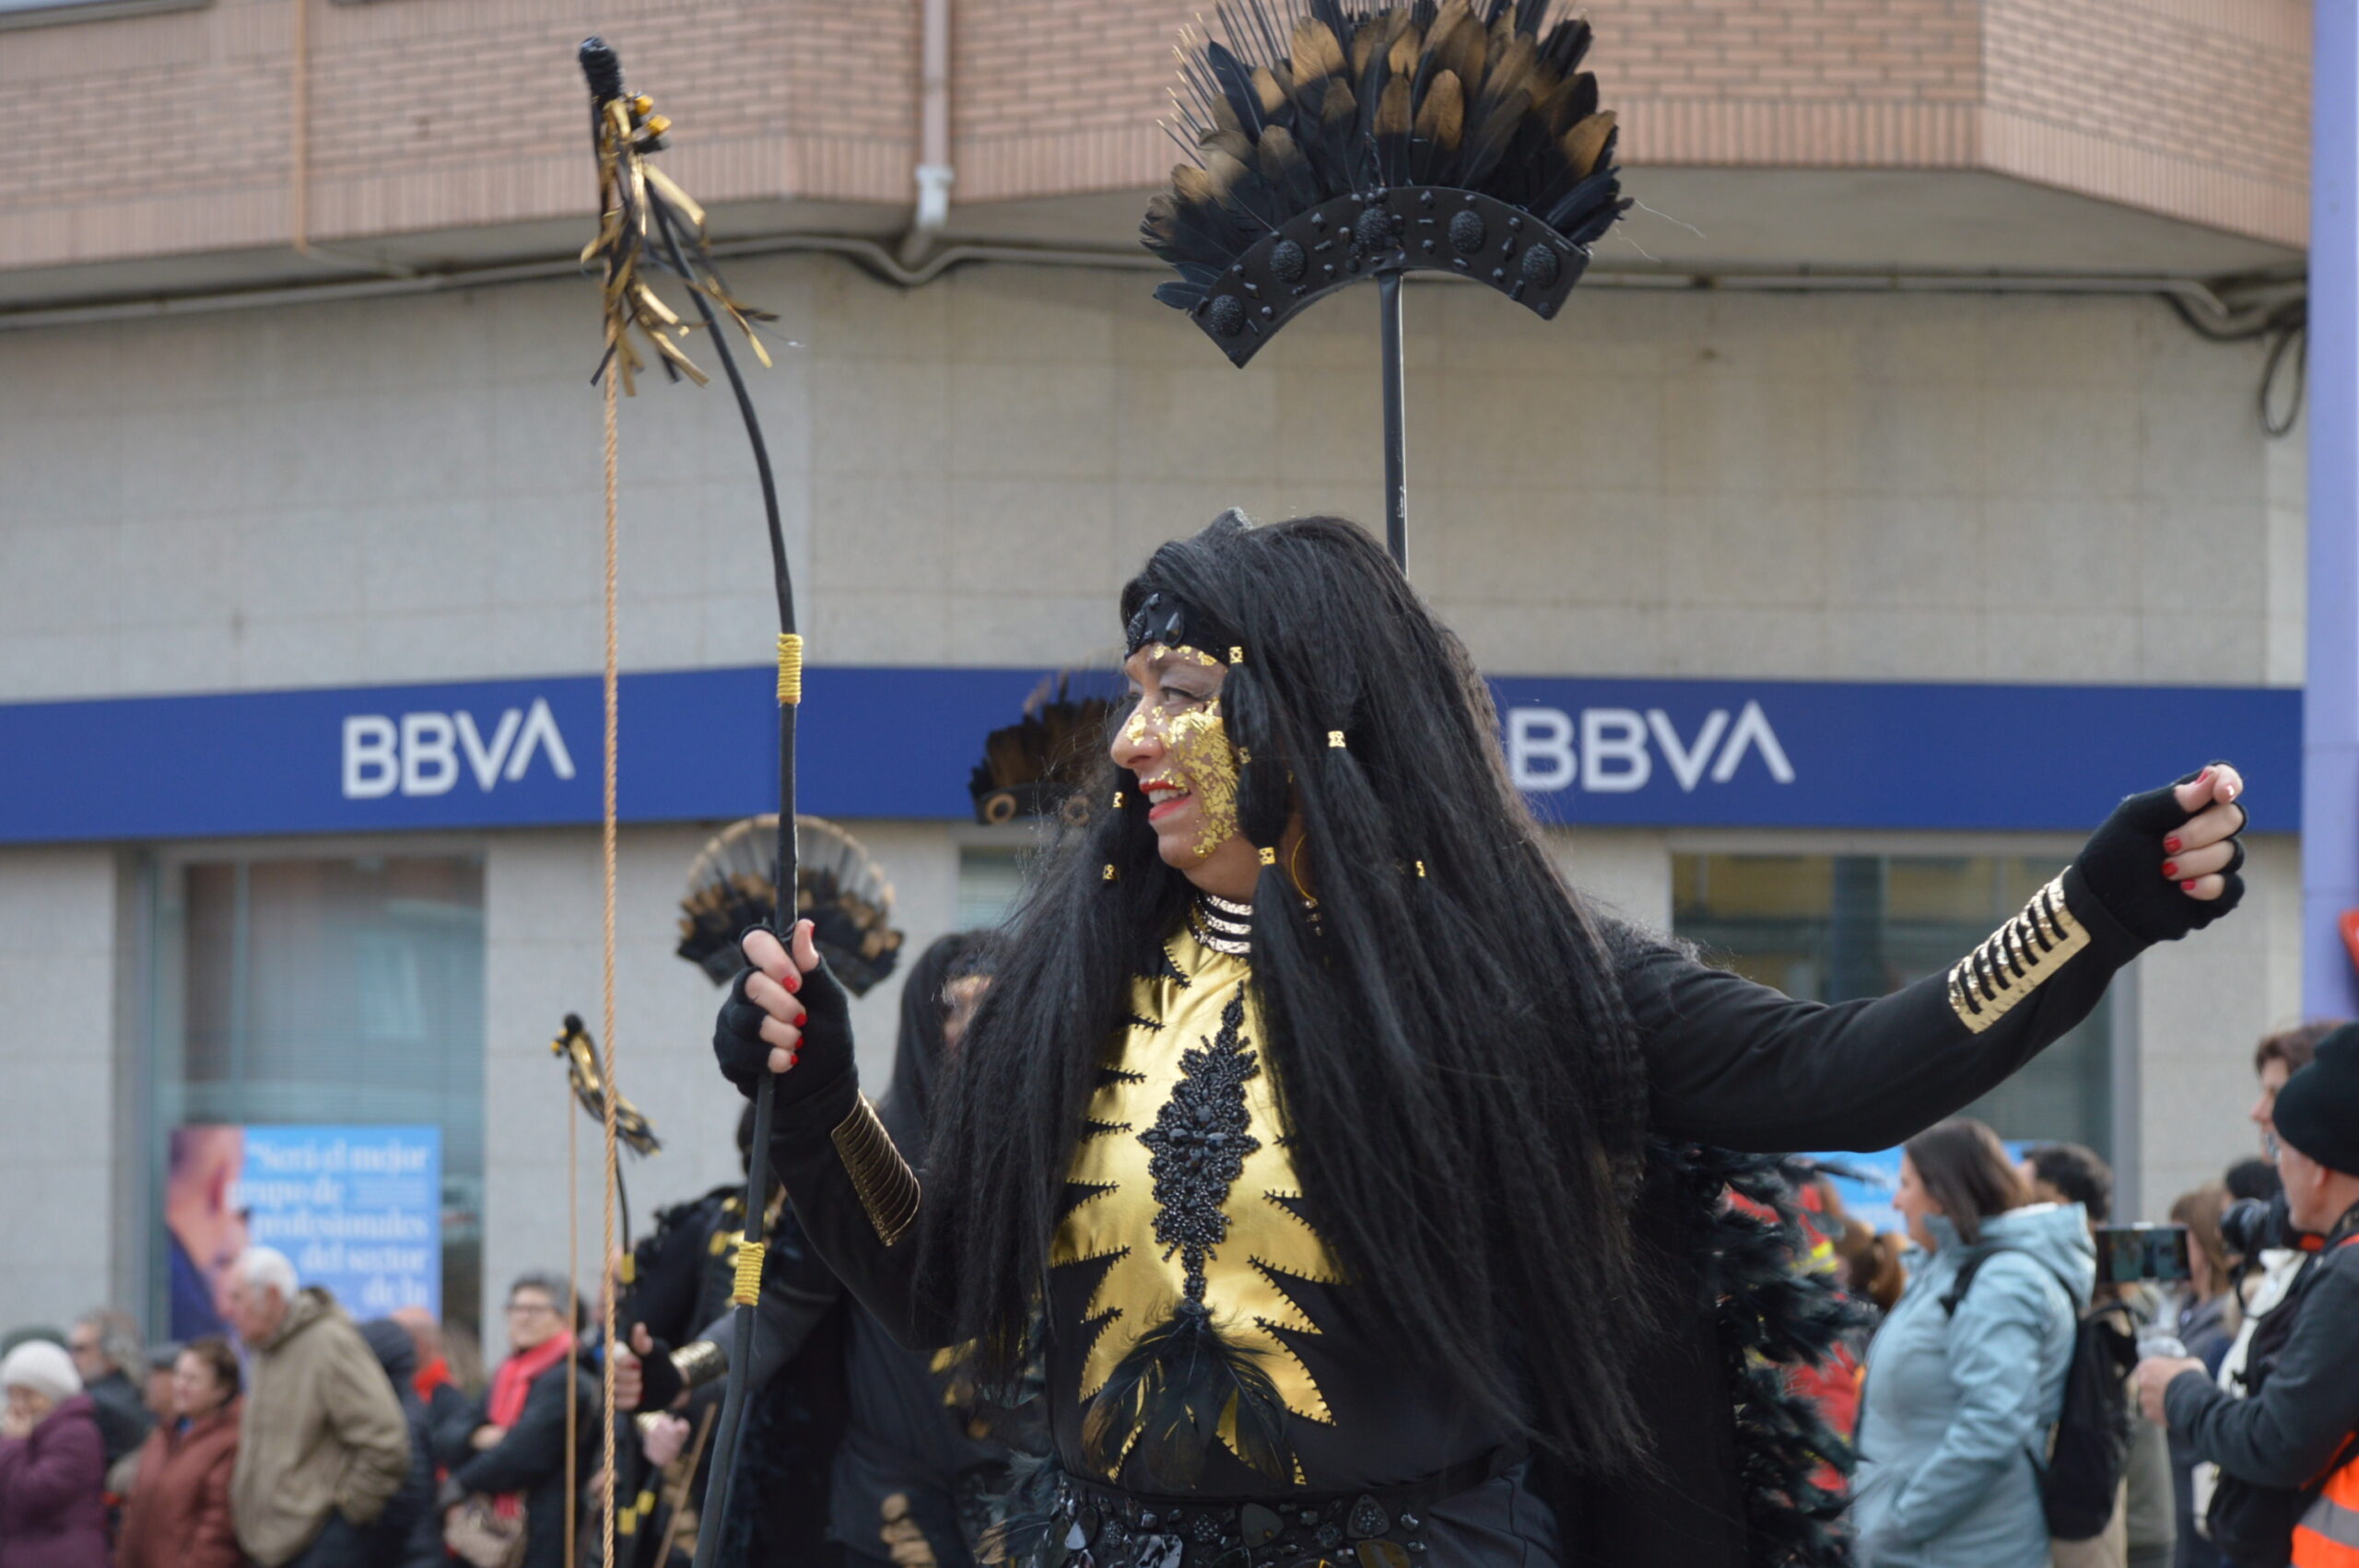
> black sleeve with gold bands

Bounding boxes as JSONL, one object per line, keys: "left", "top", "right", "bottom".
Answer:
{"left": 761, "top": 1066, "right": 950, "bottom": 1352}
{"left": 1627, "top": 863, "right": 2142, "bottom": 1154}
{"left": 831, "top": 1094, "right": 922, "bottom": 1246}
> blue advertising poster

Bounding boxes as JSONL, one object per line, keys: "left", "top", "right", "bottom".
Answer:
{"left": 241, "top": 1127, "right": 442, "bottom": 1320}
{"left": 168, "top": 1124, "right": 441, "bottom": 1339}
{"left": 1809, "top": 1148, "right": 1907, "bottom": 1238}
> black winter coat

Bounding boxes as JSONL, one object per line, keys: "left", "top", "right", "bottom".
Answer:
{"left": 437, "top": 1356, "right": 604, "bottom": 1568}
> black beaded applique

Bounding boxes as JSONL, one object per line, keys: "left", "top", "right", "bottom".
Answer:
{"left": 1138, "top": 988, "right": 1260, "bottom": 1303}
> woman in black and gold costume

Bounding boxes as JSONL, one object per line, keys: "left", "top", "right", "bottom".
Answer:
{"left": 712, "top": 513, "right": 2250, "bottom": 1568}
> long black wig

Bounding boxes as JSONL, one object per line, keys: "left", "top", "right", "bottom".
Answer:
{"left": 914, "top": 512, "right": 1658, "bottom": 1472}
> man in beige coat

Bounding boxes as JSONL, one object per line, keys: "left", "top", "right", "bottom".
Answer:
{"left": 225, "top": 1247, "right": 411, "bottom": 1568}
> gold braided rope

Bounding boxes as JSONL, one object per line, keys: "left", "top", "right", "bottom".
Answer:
{"left": 596, "top": 324, "right": 624, "bottom": 1568}
{"left": 564, "top": 1047, "right": 580, "bottom": 1568}
{"left": 777, "top": 632, "right": 804, "bottom": 705}
{"left": 732, "top": 1240, "right": 768, "bottom": 1306}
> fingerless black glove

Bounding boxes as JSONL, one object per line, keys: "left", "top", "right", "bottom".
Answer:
{"left": 631, "top": 1335, "right": 684, "bottom": 1413}
{"left": 2072, "top": 771, "right": 2247, "bottom": 944}
{"left": 711, "top": 934, "right": 856, "bottom": 1107}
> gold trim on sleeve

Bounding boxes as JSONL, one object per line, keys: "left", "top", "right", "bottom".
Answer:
{"left": 671, "top": 1337, "right": 729, "bottom": 1392}
{"left": 832, "top": 1094, "right": 921, "bottom": 1246}
{"left": 1945, "top": 875, "right": 2091, "bottom": 1034}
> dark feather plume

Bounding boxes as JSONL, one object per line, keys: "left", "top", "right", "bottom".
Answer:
{"left": 1079, "top": 1305, "right": 1293, "bottom": 1490}
{"left": 1144, "top": 0, "right": 1631, "bottom": 298}
{"left": 1671, "top": 1142, "right": 1872, "bottom": 1568}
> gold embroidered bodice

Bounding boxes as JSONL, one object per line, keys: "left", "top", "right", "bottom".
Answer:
{"left": 1049, "top": 922, "right": 1342, "bottom": 1469}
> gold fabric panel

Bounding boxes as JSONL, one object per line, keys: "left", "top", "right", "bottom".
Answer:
{"left": 1945, "top": 875, "right": 2091, "bottom": 1035}
{"left": 1050, "top": 928, "right": 1342, "bottom": 1460}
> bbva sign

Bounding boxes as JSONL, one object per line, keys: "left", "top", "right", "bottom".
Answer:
{"left": 1506, "top": 701, "right": 1794, "bottom": 794}
{"left": 342, "top": 698, "right": 577, "bottom": 799}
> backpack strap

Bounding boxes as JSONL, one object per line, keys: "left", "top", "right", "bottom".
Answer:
{"left": 1941, "top": 1248, "right": 2001, "bottom": 1316}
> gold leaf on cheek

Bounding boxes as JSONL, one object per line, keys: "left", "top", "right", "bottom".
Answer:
{"left": 1165, "top": 701, "right": 1241, "bottom": 859}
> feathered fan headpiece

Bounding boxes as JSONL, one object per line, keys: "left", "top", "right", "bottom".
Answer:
{"left": 970, "top": 673, "right": 1118, "bottom": 826}
{"left": 676, "top": 814, "right": 904, "bottom": 994}
{"left": 1146, "top": 0, "right": 1628, "bottom": 363}
{"left": 1144, "top": 0, "right": 1630, "bottom": 566}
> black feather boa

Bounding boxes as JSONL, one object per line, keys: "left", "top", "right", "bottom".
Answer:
{"left": 1667, "top": 1141, "right": 1872, "bottom": 1568}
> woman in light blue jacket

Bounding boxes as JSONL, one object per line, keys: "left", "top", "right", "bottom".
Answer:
{"left": 1852, "top": 1117, "right": 2095, "bottom": 1568}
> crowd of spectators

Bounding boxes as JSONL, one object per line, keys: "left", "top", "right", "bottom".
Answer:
{"left": 0, "top": 1254, "right": 575, "bottom": 1568}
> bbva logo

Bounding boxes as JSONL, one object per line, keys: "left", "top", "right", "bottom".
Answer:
{"left": 1506, "top": 701, "right": 1794, "bottom": 793}
{"left": 342, "top": 698, "right": 577, "bottom": 799}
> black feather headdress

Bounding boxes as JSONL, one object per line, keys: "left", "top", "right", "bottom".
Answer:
{"left": 969, "top": 673, "right": 1118, "bottom": 826}
{"left": 676, "top": 814, "right": 904, "bottom": 994}
{"left": 1144, "top": 0, "right": 1630, "bottom": 366}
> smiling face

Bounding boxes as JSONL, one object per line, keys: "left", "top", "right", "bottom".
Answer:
{"left": 171, "top": 1349, "right": 229, "bottom": 1422}
{"left": 1111, "top": 643, "right": 1260, "bottom": 901}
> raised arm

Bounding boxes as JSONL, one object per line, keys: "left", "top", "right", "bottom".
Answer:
{"left": 1628, "top": 767, "right": 2248, "bottom": 1153}
{"left": 713, "top": 921, "right": 945, "bottom": 1348}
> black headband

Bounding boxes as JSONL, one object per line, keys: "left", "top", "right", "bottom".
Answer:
{"left": 1122, "top": 590, "right": 1233, "bottom": 662}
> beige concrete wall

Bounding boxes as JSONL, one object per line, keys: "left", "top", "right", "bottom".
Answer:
{"left": 0, "top": 846, "right": 121, "bottom": 1327}
{"left": 0, "top": 255, "right": 2301, "bottom": 700}
{"left": 2133, "top": 832, "right": 2309, "bottom": 1220}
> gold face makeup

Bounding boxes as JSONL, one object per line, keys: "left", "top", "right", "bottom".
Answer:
{"left": 1163, "top": 701, "right": 1241, "bottom": 858}
{"left": 1119, "top": 644, "right": 1242, "bottom": 862}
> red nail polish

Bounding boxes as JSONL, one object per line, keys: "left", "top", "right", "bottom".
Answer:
{"left": 2162, "top": 861, "right": 2178, "bottom": 879}
{"left": 782, "top": 972, "right": 801, "bottom": 993}
{"left": 2181, "top": 880, "right": 2200, "bottom": 893}
{"left": 2165, "top": 837, "right": 2183, "bottom": 853}
{"left": 795, "top": 1012, "right": 808, "bottom": 1028}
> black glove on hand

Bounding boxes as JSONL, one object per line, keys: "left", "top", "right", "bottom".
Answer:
{"left": 711, "top": 927, "right": 855, "bottom": 1106}
{"left": 2073, "top": 773, "right": 2247, "bottom": 944}
{"left": 632, "top": 1336, "right": 684, "bottom": 1413}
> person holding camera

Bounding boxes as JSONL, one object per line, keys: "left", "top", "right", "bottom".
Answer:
{"left": 2137, "top": 1024, "right": 2359, "bottom": 1568}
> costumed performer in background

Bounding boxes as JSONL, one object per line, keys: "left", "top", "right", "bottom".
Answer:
{"left": 829, "top": 930, "right": 1033, "bottom": 1568}
{"left": 709, "top": 513, "right": 2251, "bottom": 1568}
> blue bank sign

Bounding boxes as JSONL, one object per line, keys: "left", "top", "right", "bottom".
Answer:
{"left": 0, "top": 666, "right": 2299, "bottom": 844}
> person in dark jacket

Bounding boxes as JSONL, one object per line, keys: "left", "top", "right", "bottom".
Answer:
{"left": 390, "top": 1310, "right": 473, "bottom": 1441}
{"left": 118, "top": 1338, "right": 245, "bottom": 1568}
{"left": 0, "top": 1340, "right": 110, "bottom": 1568}
{"left": 435, "top": 1275, "right": 603, "bottom": 1568}
{"left": 68, "top": 1308, "right": 157, "bottom": 1488}
{"left": 832, "top": 931, "right": 1015, "bottom": 1568}
{"left": 2142, "top": 1024, "right": 2359, "bottom": 1567}
{"left": 2167, "top": 1184, "right": 2237, "bottom": 1568}
{"left": 357, "top": 1321, "right": 440, "bottom": 1568}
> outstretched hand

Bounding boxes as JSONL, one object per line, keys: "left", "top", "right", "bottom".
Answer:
{"left": 2162, "top": 765, "right": 2245, "bottom": 902}
{"left": 2074, "top": 763, "right": 2249, "bottom": 944}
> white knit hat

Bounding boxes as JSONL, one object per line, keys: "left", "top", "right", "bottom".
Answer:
{"left": 0, "top": 1341, "right": 82, "bottom": 1402}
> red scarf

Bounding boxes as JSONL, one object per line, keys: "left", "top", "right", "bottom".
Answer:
{"left": 489, "top": 1333, "right": 572, "bottom": 1428}
{"left": 414, "top": 1356, "right": 453, "bottom": 1404}
{"left": 486, "top": 1334, "right": 573, "bottom": 1517}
